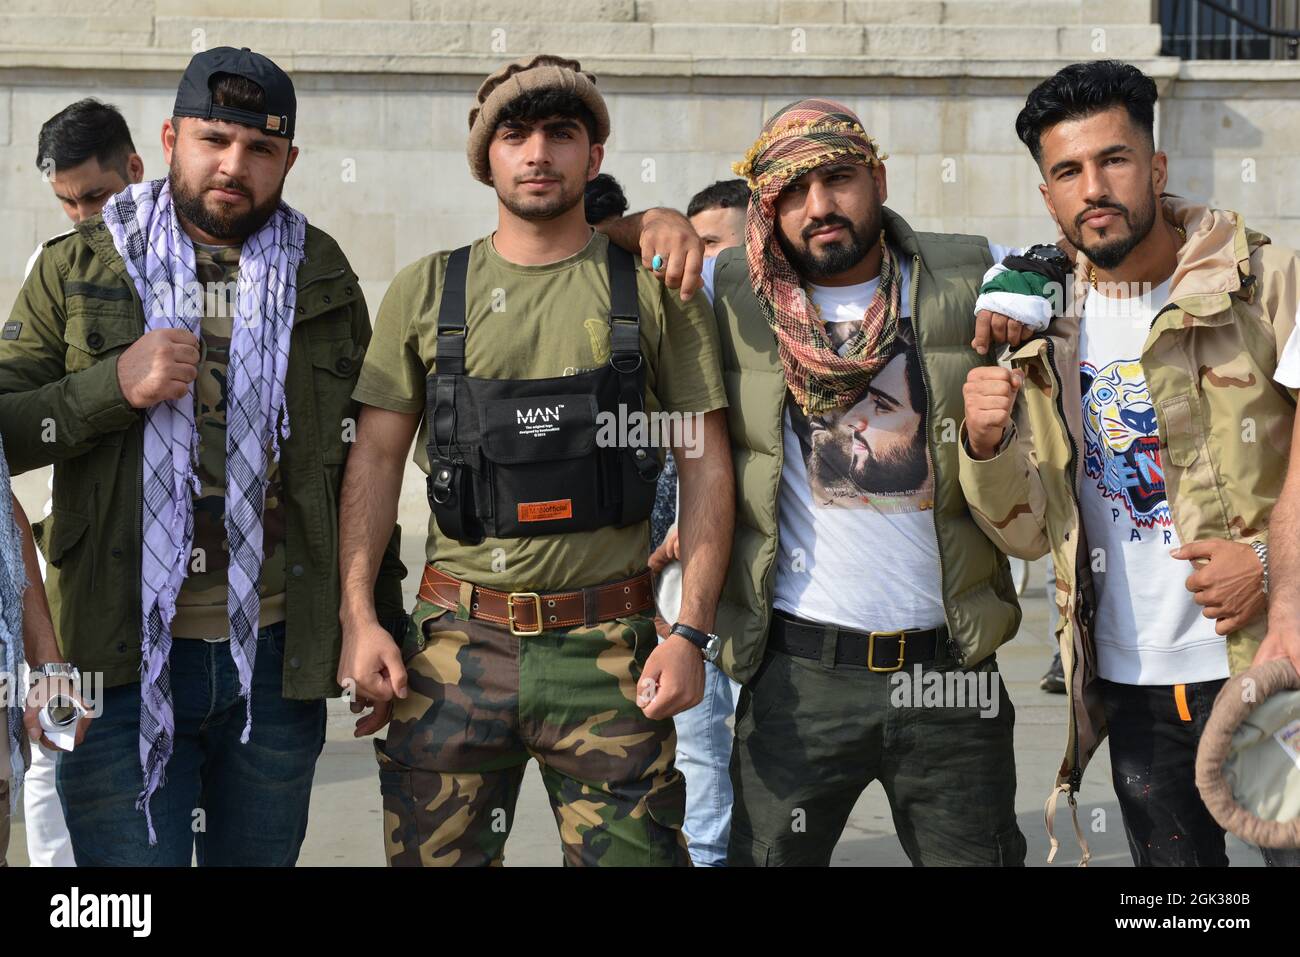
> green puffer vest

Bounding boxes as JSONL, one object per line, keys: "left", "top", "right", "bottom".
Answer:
{"left": 710, "top": 206, "right": 1021, "bottom": 683}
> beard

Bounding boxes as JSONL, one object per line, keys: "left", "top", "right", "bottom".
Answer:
{"left": 1063, "top": 188, "right": 1158, "bottom": 271}
{"left": 851, "top": 428, "right": 928, "bottom": 494}
{"left": 777, "top": 204, "right": 881, "bottom": 281}
{"left": 169, "top": 157, "right": 283, "bottom": 243}
{"left": 497, "top": 173, "right": 585, "bottom": 222}
{"left": 809, "top": 420, "right": 852, "bottom": 488}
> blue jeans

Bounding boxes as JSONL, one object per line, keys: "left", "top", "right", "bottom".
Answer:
{"left": 57, "top": 623, "right": 326, "bottom": 866}
{"left": 672, "top": 658, "right": 739, "bottom": 866}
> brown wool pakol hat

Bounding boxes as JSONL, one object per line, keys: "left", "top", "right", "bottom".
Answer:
{"left": 1195, "top": 659, "right": 1300, "bottom": 848}
{"left": 466, "top": 54, "right": 611, "bottom": 185}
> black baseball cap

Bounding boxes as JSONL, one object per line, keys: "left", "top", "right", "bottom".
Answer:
{"left": 173, "top": 46, "right": 296, "bottom": 139}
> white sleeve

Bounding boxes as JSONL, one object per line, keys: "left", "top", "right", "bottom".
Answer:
{"left": 24, "top": 243, "right": 43, "bottom": 280}
{"left": 987, "top": 242, "right": 1023, "bottom": 264}
{"left": 1275, "top": 305, "right": 1300, "bottom": 388}
{"left": 701, "top": 255, "right": 717, "bottom": 306}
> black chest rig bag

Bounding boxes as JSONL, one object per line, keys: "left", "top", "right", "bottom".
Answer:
{"left": 425, "top": 243, "right": 663, "bottom": 545}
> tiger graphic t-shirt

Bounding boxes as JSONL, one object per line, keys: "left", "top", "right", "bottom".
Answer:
{"left": 1078, "top": 277, "right": 1227, "bottom": 685}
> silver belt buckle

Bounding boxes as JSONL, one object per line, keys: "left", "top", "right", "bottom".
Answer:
{"left": 202, "top": 634, "right": 231, "bottom": 644}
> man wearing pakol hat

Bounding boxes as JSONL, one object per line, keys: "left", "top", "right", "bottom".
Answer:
{"left": 338, "top": 54, "right": 733, "bottom": 866}
{"left": 662, "top": 98, "right": 1027, "bottom": 865}
{"left": 0, "top": 46, "right": 407, "bottom": 865}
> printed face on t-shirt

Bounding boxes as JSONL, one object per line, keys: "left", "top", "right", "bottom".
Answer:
{"left": 840, "top": 350, "right": 927, "bottom": 492}
{"left": 792, "top": 340, "right": 932, "bottom": 510}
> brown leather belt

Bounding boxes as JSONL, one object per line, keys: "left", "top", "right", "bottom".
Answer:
{"left": 418, "top": 564, "right": 655, "bottom": 636}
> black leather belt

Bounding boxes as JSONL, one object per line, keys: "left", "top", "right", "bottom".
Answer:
{"left": 768, "top": 610, "right": 950, "bottom": 672}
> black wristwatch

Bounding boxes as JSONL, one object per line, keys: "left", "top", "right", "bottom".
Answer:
{"left": 1020, "top": 243, "right": 1070, "bottom": 270}
{"left": 669, "top": 622, "right": 721, "bottom": 663}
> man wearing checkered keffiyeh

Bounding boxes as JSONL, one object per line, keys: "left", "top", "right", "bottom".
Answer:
{"left": 101, "top": 177, "right": 305, "bottom": 844}
{"left": 732, "top": 98, "right": 896, "bottom": 414}
{"left": 0, "top": 47, "right": 410, "bottom": 868}
{"left": 700, "top": 96, "right": 1026, "bottom": 867}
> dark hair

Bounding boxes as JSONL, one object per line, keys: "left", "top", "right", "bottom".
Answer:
{"left": 901, "top": 340, "right": 925, "bottom": 416}
{"left": 172, "top": 73, "right": 283, "bottom": 139}
{"left": 584, "top": 172, "right": 628, "bottom": 225}
{"left": 687, "top": 178, "right": 749, "bottom": 218}
{"left": 494, "top": 88, "right": 598, "bottom": 145}
{"left": 1015, "top": 60, "right": 1158, "bottom": 165}
{"left": 35, "top": 98, "right": 136, "bottom": 178}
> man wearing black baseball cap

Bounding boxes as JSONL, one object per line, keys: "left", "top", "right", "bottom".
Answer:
{"left": 0, "top": 46, "right": 406, "bottom": 865}
{"left": 173, "top": 45, "right": 298, "bottom": 139}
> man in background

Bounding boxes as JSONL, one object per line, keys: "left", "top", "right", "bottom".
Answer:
{"left": 687, "top": 179, "right": 748, "bottom": 258}
{"left": 584, "top": 171, "right": 629, "bottom": 227}
{"left": 29, "top": 99, "right": 145, "bottom": 271}
{"left": 14, "top": 98, "right": 145, "bottom": 868}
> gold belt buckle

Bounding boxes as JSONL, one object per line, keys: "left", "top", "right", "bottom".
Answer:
{"left": 867, "top": 630, "right": 907, "bottom": 673}
{"left": 508, "top": 592, "right": 543, "bottom": 637}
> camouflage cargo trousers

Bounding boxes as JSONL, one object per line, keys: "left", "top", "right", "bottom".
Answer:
{"left": 375, "top": 599, "right": 690, "bottom": 867}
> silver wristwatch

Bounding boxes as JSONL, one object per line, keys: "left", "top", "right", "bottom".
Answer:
{"left": 1250, "top": 540, "right": 1269, "bottom": 596}
{"left": 27, "top": 662, "right": 80, "bottom": 686}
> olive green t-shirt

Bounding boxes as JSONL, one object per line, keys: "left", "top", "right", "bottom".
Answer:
{"left": 353, "top": 230, "right": 728, "bottom": 593}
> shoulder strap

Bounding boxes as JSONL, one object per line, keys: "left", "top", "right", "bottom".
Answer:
{"left": 430, "top": 245, "right": 471, "bottom": 460}
{"left": 604, "top": 243, "right": 661, "bottom": 506}
{"left": 426, "top": 246, "right": 477, "bottom": 542}
{"left": 435, "top": 245, "right": 471, "bottom": 376}
{"left": 606, "top": 242, "right": 640, "bottom": 366}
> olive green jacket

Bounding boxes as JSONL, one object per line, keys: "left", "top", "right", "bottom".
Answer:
{"left": 0, "top": 215, "right": 407, "bottom": 699}
{"left": 957, "top": 197, "right": 1300, "bottom": 800}
{"left": 710, "top": 206, "right": 1022, "bottom": 684}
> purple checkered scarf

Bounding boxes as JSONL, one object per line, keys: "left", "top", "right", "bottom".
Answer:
{"left": 101, "top": 178, "right": 306, "bottom": 843}
{"left": 0, "top": 432, "right": 27, "bottom": 807}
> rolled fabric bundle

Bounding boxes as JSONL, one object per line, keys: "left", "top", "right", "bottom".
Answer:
{"left": 1195, "top": 659, "right": 1300, "bottom": 848}
{"left": 655, "top": 560, "right": 683, "bottom": 627}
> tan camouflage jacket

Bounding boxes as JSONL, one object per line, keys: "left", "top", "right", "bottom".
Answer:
{"left": 957, "top": 196, "right": 1300, "bottom": 819}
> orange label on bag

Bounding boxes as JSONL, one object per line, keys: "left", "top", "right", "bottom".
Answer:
{"left": 518, "top": 499, "right": 573, "bottom": 522}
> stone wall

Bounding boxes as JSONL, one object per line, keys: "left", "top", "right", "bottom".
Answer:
{"left": 0, "top": 1, "right": 1295, "bottom": 315}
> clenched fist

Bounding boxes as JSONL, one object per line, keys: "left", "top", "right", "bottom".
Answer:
{"left": 116, "top": 329, "right": 201, "bottom": 409}
{"left": 963, "top": 366, "right": 1023, "bottom": 460}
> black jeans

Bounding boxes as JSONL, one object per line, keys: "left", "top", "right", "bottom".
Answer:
{"left": 1100, "top": 677, "right": 1227, "bottom": 866}
{"left": 1099, "top": 677, "right": 1300, "bottom": 867}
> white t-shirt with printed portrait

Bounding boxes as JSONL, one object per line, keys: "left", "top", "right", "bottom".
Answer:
{"left": 703, "top": 243, "right": 1012, "bottom": 633}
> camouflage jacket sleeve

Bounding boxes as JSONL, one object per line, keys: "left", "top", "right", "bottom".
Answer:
{"left": 1254, "top": 243, "right": 1300, "bottom": 369}
{"left": 0, "top": 246, "right": 139, "bottom": 474}
{"left": 957, "top": 405, "right": 1051, "bottom": 562}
